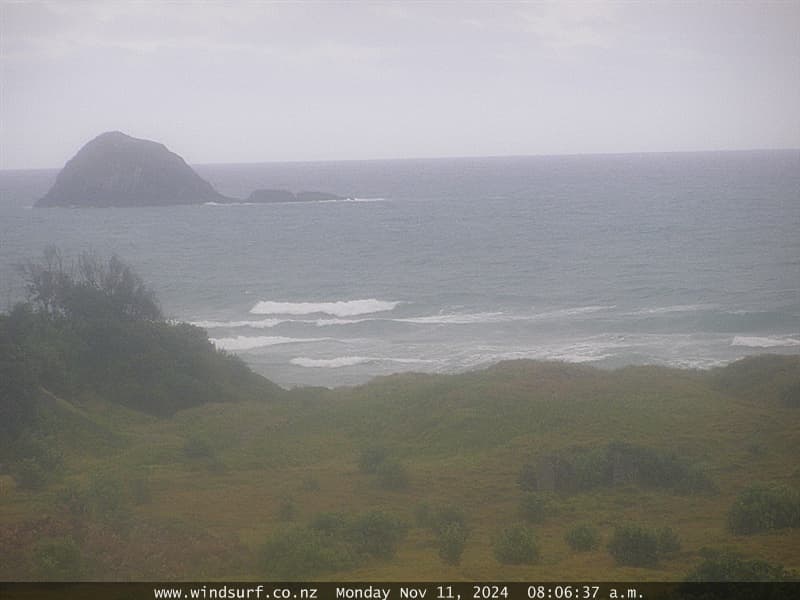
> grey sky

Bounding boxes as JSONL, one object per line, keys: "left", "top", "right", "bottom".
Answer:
{"left": 2, "top": 0, "right": 799, "bottom": 169}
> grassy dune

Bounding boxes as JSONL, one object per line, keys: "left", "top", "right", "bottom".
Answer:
{"left": 2, "top": 355, "right": 799, "bottom": 581}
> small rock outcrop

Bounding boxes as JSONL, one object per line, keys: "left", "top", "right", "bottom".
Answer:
{"left": 246, "top": 189, "right": 345, "bottom": 203}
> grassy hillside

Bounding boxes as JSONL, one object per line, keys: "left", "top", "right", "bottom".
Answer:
{"left": 2, "top": 350, "right": 798, "bottom": 580}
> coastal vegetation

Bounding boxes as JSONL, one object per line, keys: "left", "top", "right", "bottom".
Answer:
{"left": 1, "top": 251, "right": 799, "bottom": 580}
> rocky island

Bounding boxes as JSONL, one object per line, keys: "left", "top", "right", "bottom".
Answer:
{"left": 36, "top": 131, "right": 349, "bottom": 208}
{"left": 36, "top": 131, "right": 231, "bottom": 208}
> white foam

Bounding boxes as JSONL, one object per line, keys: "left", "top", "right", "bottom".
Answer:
{"left": 625, "top": 304, "right": 718, "bottom": 316}
{"left": 211, "top": 336, "right": 332, "bottom": 351}
{"left": 731, "top": 336, "right": 800, "bottom": 348}
{"left": 250, "top": 298, "right": 400, "bottom": 317}
{"left": 318, "top": 197, "right": 388, "bottom": 203}
{"left": 190, "top": 318, "right": 284, "bottom": 329}
{"left": 528, "top": 305, "right": 616, "bottom": 319}
{"left": 291, "top": 356, "right": 433, "bottom": 368}
{"left": 395, "top": 312, "right": 509, "bottom": 325}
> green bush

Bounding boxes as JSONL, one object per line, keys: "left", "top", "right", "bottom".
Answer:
{"left": 532, "top": 442, "right": 716, "bottom": 495}
{"left": 375, "top": 459, "right": 410, "bottom": 491}
{"left": 686, "top": 548, "right": 797, "bottom": 582}
{"left": 565, "top": 524, "right": 599, "bottom": 552}
{"left": 56, "top": 484, "right": 91, "bottom": 520}
{"left": 260, "top": 527, "right": 352, "bottom": 580}
{"left": 347, "top": 511, "right": 408, "bottom": 559}
{"left": 657, "top": 526, "right": 681, "bottom": 555}
{"left": 493, "top": 525, "right": 539, "bottom": 565}
{"left": 33, "top": 536, "right": 82, "bottom": 580}
{"left": 437, "top": 522, "right": 468, "bottom": 566}
{"left": 727, "top": 485, "right": 800, "bottom": 535}
{"left": 358, "top": 445, "right": 389, "bottom": 474}
{"left": 519, "top": 492, "right": 553, "bottom": 524}
{"left": 416, "top": 504, "right": 467, "bottom": 535}
{"left": 517, "top": 462, "right": 538, "bottom": 491}
{"left": 277, "top": 498, "right": 297, "bottom": 521}
{"left": 310, "top": 512, "right": 350, "bottom": 536}
{"left": 608, "top": 525, "right": 659, "bottom": 567}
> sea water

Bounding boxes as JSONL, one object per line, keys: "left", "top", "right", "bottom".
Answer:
{"left": 1, "top": 150, "right": 798, "bottom": 387}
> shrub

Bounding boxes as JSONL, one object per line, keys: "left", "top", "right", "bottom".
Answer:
{"left": 358, "top": 445, "right": 389, "bottom": 474}
{"left": 260, "top": 527, "right": 351, "bottom": 579}
{"left": 277, "top": 498, "right": 297, "bottom": 521}
{"left": 493, "top": 525, "right": 539, "bottom": 565}
{"left": 437, "top": 522, "right": 468, "bottom": 566}
{"left": 657, "top": 526, "right": 681, "bottom": 555}
{"left": 56, "top": 484, "right": 91, "bottom": 520}
{"left": 33, "top": 536, "right": 82, "bottom": 580}
{"left": 347, "top": 511, "right": 408, "bottom": 559}
{"left": 608, "top": 525, "right": 662, "bottom": 567}
{"left": 531, "top": 442, "right": 716, "bottom": 495}
{"left": 417, "top": 504, "right": 467, "bottom": 535}
{"left": 685, "top": 548, "right": 797, "bottom": 582}
{"left": 727, "top": 485, "right": 800, "bottom": 535}
{"left": 565, "top": 524, "right": 599, "bottom": 552}
{"left": 519, "top": 493, "right": 553, "bottom": 524}
{"left": 310, "top": 512, "right": 349, "bottom": 536}
{"left": 517, "top": 462, "right": 538, "bottom": 491}
{"left": 375, "top": 460, "right": 410, "bottom": 491}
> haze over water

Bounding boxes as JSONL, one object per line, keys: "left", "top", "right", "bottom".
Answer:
{"left": 1, "top": 150, "right": 798, "bottom": 387}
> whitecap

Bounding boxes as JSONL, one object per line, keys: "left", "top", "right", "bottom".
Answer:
{"left": 250, "top": 298, "right": 400, "bottom": 317}
{"left": 291, "top": 356, "right": 433, "bottom": 368}
{"left": 625, "top": 304, "right": 718, "bottom": 316}
{"left": 731, "top": 336, "right": 800, "bottom": 348}
{"left": 190, "top": 318, "right": 285, "bottom": 329}
{"left": 211, "top": 336, "right": 332, "bottom": 351}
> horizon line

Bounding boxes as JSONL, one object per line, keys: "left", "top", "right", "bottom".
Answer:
{"left": 2, "top": 145, "right": 799, "bottom": 173}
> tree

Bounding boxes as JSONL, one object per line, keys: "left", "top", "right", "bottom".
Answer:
{"left": 18, "top": 247, "right": 162, "bottom": 322}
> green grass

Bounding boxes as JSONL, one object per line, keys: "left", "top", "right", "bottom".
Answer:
{"left": 1, "top": 355, "right": 799, "bottom": 580}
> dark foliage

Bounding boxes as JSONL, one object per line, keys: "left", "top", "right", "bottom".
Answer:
{"left": 2, "top": 249, "right": 279, "bottom": 419}
{"left": 685, "top": 548, "right": 798, "bottom": 582}
{"left": 437, "top": 522, "right": 469, "bottom": 565}
{"left": 727, "top": 485, "right": 800, "bottom": 535}
{"left": 261, "top": 510, "right": 407, "bottom": 579}
{"left": 607, "top": 524, "right": 681, "bottom": 567}
{"left": 527, "top": 441, "right": 716, "bottom": 495}
{"left": 565, "top": 524, "right": 599, "bottom": 552}
{"left": 493, "top": 525, "right": 539, "bottom": 565}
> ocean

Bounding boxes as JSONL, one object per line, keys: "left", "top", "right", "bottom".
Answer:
{"left": 1, "top": 150, "right": 798, "bottom": 387}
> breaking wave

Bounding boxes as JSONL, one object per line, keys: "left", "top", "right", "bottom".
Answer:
{"left": 731, "top": 336, "right": 800, "bottom": 348}
{"left": 291, "top": 356, "right": 433, "bottom": 368}
{"left": 250, "top": 299, "right": 400, "bottom": 317}
{"left": 211, "top": 336, "right": 332, "bottom": 351}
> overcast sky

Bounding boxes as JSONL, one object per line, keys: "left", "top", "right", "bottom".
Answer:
{"left": 2, "top": 0, "right": 799, "bottom": 169}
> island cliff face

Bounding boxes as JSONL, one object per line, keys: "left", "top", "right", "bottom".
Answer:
{"left": 36, "top": 131, "right": 230, "bottom": 207}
